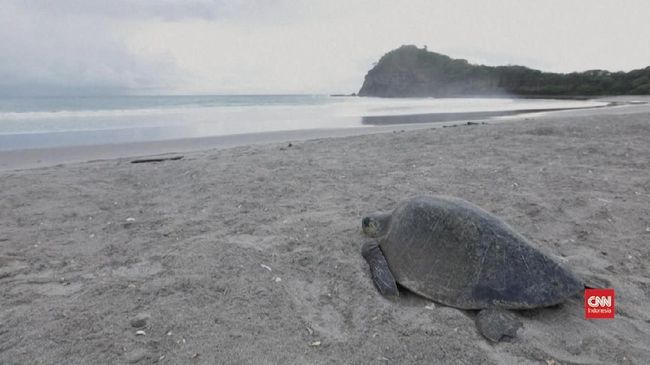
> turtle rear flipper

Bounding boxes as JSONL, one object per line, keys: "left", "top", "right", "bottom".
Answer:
{"left": 362, "top": 242, "right": 399, "bottom": 297}
{"left": 475, "top": 308, "right": 522, "bottom": 342}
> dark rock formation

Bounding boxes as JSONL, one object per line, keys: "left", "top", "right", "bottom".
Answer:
{"left": 358, "top": 45, "right": 650, "bottom": 97}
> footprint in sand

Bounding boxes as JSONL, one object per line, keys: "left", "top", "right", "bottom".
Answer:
{"left": 0, "top": 256, "right": 29, "bottom": 279}
{"left": 285, "top": 278, "right": 348, "bottom": 340}
{"left": 111, "top": 260, "right": 163, "bottom": 278}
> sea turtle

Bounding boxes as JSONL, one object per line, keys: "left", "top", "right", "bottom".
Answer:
{"left": 361, "top": 195, "right": 583, "bottom": 342}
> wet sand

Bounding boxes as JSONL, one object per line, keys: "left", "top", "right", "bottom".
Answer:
{"left": 1, "top": 99, "right": 649, "bottom": 364}
{"left": 360, "top": 102, "right": 616, "bottom": 125}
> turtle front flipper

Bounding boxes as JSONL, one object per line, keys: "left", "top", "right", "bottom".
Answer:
{"left": 475, "top": 308, "right": 522, "bottom": 342}
{"left": 362, "top": 242, "right": 399, "bottom": 297}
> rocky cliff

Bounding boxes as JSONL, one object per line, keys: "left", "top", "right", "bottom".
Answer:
{"left": 358, "top": 45, "right": 650, "bottom": 97}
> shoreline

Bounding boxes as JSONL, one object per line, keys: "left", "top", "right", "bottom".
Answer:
{"left": 1, "top": 97, "right": 648, "bottom": 172}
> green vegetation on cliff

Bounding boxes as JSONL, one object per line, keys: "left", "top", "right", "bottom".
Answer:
{"left": 358, "top": 45, "right": 650, "bottom": 97}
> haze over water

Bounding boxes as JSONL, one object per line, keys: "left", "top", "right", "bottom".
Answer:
{"left": 0, "top": 95, "right": 606, "bottom": 151}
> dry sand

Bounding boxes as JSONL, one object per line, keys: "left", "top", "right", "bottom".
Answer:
{"left": 1, "top": 103, "right": 650, "bottom": 364}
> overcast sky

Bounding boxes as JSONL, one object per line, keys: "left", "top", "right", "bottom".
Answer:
{"left": 1, "top": 0, "right": 649, "bottom": 95}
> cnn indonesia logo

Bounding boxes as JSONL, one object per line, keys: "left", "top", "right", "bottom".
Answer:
{"left": 584, "top": 288, "right": 615, "bottom": 319}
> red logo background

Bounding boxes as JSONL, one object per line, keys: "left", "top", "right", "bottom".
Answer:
{"left": 584, "top": 288, "right": 615, "bottom": 319}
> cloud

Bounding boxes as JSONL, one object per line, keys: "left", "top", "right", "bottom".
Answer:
{"left": 0, "top": 0, "right": 303, "bottom": 95}
{"left": 19, "top": 0, "right": 227, "bottom": 21}
{"left": 0, "top": 1, "right": 185, "bottom": 95}
{"left": 17, "top": 0, "right": 297, "bottom": 22}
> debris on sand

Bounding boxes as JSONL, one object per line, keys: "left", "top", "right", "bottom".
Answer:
{"left": 131, "top": 156, "right": 184, "bottom": 164}
{"left": 125, "top": 348, "right": 150, "bottom": 363}
{"left": 130, "top": 313, "right": 150, "bottom": 328}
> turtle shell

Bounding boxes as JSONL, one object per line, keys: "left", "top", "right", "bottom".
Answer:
{"left": 379, "top": 196, "right": 583, "bottom": 310}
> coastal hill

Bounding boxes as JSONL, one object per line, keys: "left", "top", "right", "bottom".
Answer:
{"left": 358, "top": 45, "right": 650, "bottom": 97}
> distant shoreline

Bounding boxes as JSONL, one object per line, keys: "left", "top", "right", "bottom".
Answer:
{"left": 0, "top": 96, "right": 607, "bottom": 152}
{"left": 1, "top": 97, "right": 647, "bottom": 172}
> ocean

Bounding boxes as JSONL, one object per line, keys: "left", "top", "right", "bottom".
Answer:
{"left": 0, "top": 95, "right": 606, "bottom": 151}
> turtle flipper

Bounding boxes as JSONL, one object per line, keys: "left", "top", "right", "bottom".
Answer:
{"left": 362, "top": 242, "right": 399, "bottom": 297}
{"left": 475, "top": 308, "right": 522, "bottom": 342}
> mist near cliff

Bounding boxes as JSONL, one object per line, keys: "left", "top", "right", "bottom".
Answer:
{"left": 1, "top": 0, "right": 649, "bottom": 95}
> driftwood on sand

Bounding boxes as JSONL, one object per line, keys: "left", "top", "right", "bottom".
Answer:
{"left": 130, "top": 156, "right": 184, "bottom": 164}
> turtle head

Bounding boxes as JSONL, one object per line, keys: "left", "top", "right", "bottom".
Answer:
{"left": 361, "top": 212, "right": 391, "bottom": 238}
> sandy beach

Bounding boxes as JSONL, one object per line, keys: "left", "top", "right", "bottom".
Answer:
{"left": 1, "top": 102, "right": 649, "bottom": 364}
